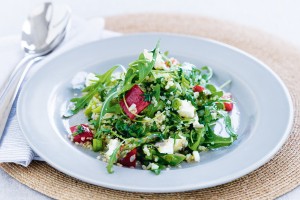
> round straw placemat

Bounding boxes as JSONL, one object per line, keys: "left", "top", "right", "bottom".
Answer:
{"left": 1, "top": 14, "right": 300, "bottom": 200}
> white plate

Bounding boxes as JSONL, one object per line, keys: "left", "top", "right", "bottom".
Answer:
{"left": 17, "top": 33, "right": 293, "bottom": 193}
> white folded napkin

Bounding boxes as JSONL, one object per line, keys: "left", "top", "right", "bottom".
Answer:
{"left": 0, "top": 16, "right": 120, "bottom": 166}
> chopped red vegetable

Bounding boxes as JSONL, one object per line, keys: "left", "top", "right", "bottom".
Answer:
{"left": 224, "top": 102, "right": 233, "bottom": 111}
{"left": 222, "top": 93, "right": 233, "bottom": 111}
{"left": 119, "top": 148, "right": 137, "bottom": 168}
{"left": 193, "top": 85, "right": 205, "bottom": 93}
{"left": 120, "top": 84, "right": 150, "bottom": 119}
{"left": 70, "top": 124, "right": 93, "bottom": 143}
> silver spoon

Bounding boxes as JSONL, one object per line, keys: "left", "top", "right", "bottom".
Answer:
{"left": 0, "top": 2, "right": 71, "bottom": 139}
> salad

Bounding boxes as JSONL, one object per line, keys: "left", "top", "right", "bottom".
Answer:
{"left": 64, "top": 43, "right": 237, "bottom": 174}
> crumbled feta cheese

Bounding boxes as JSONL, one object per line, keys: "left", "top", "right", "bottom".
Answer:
{"left": 143, "top": 117, "right": 153, "bottom": 126}
{"left": 175, "top": 82, "right": 182, "bottom": 92}
{"left": 143, "top": 49, "right": 169, "bottom": 70}
{"left": 128, "top": 103, "right": 137, "bottom": 115}
{"left": 211, "top": 111, "right": 217, "bottom": 120}
{"left": 85, "top": 73, "right": 99, "bottom": 87}
{"left": 181, "top": 62, "right": 194, "bottom": 71}
{"left": 186, "top": 153, "right": 194, "bottom": 163}
{"left": 143, "top": 145, "right": 151, "bottom": 156}
{"left": 200, "top": 79, "right": 206, "bottom": 86}
{"left": 193, "top": 151, "right": 200, "bottom": 162}
{"left": 193, "top": 114, "right": 204, "bottom": 129}
{"left": 103, "top": 113, "right": 114, "bottom": 119}
{"left": 151, "top": 96, "right": 158, "bottom": 107}
{"left": 194, "top": 92, "right": 199, "bottom": 99}
{"left": 91, "top": 113, "right": 99, "bottom": 120}
{"left": 198, "top": 146, "right": 208, "bottom": 151}
{"left": 71, "top": 71, "right": 88, "bottom": 89}
{"left": 165, "top": 80, "right": 174, "bottom": 90}
{"left": 129, "top": 154, "right": 136, "bottom": 162}
{"left": 105, "top": 139, "right": 120, "bottom": 159}
{"left": 156, "top": 135, "right": 188, "bottom": 154}
{"left": 155, "top": 138, "right": 174, "bottom": 154}
{"left": 177, "top": 100, "right": 196, "bottom": 118}
{"left": 150, "top": 163, "right": 159, "bottom": 170}
{"left": 154, "top": 111, "right": 166, "bottom": 126}
{"left": 160, "top": 96, "right": 167, "bottom": 101}
{"left": 203, "top": 89, "right": 211, "bottom": 95}
{"left": 174, "top": 135, "right": 188, "bottom": 152}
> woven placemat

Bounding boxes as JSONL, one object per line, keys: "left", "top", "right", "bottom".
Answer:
{"left": 1, "top": 14, "right": 300, "bottom": 200}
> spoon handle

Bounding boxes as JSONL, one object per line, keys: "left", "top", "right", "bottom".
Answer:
{"left": 0, "top": 56, "right": 42, "bottom": 139}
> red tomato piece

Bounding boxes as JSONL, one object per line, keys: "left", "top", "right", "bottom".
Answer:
{"left": 222, "top": 93, "right": 233, "bottom": 111}
{"left": 119, "top": 148, "right": 137, "bottom": 168}
{"left": 224, "top": 102, "right": 233, "bottom": 111}
{"left": 193, "top": 85, "right": 205, "bottom": 92}
{"left": 70, "top": 124, "right": 93, "bottom": 143}
{"left": 120, "top": 84, "right": 150, "bottom": 119}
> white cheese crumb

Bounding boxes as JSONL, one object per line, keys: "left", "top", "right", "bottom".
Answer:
{"left": 174, "top": 135, "right": 188, "bottom": 152}
{"left": 128, "top": 103, "right": 137, "bottom": 114}
{"left": 105, "top": 139, "right": 120, "bottom": 160}
{"left": 211, "top": 111, "right": 217, "bottom": 120}
{"left": 181, "top": 62, "right": 194, "bottom": 71}
{"left": 71, "top": 71, "right": 88, "bottom": 89}
{"left": 151, "top": 96, "right": 158, "bottom": 107}
{"left": 143, "top": 117, "right": 153, "bottom": 126}
{"left": 154, "top": 111, "right": 166, "bottom": 127}
{"left": 155, "top": 138, "right": 174, "bottom": 154}
{"left": 186, "top": 153, "right": 194, "bottom": 163}
{"left": 150, "top": 163, "right": 159, "bottom": 170}
{"left": 129, "top": 154, "right": 136, "bottom": 162}
{"left": 177, "top": 100, "right": 196, "bottom": 118}
{"left": 193, "top": 114, "right": 204, "bottom": 129}
{"left": 165, "top": 80, "right": 174, "bottom": 90}
{"left": 194, "top": 92, "right": 200, "bottom": 99}
{"left": 198, "top": 146, "right": 208, "bottom": 151}
{"left": 103, "top": 113, "right": 114, "bottom": 119}
{"left": 143, "top": 49, "right": 169, "bottom": 71}
{"left": 143, "top": 145, "right": 151, "bottom": 156}
{"left": 193, "top": 151, "right": 200, "bottom": 162}
{"left": 85, "top": 73, "right": 99, "bottom": 87}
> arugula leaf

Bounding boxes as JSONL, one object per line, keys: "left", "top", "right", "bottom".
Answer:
{"left": 188, "top": 128, "right": 205, "bottom": 150}
{"left": 105, "top": 103, "right": 122, "bottom": 114}
{"left": 63, "top": 90, "right": 98, "bottom": 117}
{"left": 97, "top": 86, "right": 118, "bottom": 131}
{"left": 118, "top": 41, "right": 160, "bottom": 95}
{"left": 219, "top": 111, "right": 238, "bottom": 138}
{"left": 203, "top": 125, "right": 236, "bottom": 149}
{"left": 153, "top": 84, "right": 161, "bottom": 100}
{"left": 201, "top": 66, "right": 213, "bottom": 80}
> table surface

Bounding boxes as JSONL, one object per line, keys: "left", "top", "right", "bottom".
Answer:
{"left": 1, "top": 0, "right": 299, "bottom": 199}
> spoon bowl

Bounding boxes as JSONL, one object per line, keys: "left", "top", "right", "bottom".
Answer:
{"left": 21, "top": 2, "right": 70, "bottom": 55}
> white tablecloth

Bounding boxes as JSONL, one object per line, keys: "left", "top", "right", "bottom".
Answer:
{"left": 1, "top": 0, "right": 299, "bottom": 199}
